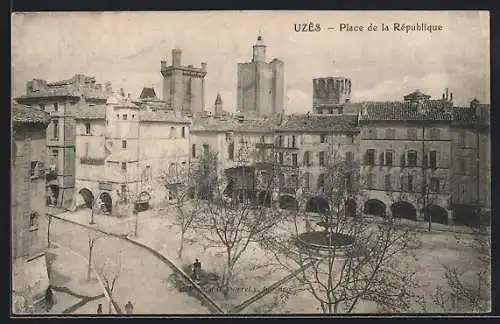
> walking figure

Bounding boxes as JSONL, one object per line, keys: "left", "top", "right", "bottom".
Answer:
{"left": 97, "top": 303, "right": 103, "bottom": 314}
{"left": 45, "top": 286, "right": 54, "bottom": 312}
{"left": 192, "top": 258, "right": 202, "bottom": 282}
{"left": 124, "top": 301, "right": 134, "bottom": 314}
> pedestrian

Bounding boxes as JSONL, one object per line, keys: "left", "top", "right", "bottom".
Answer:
{"left": 124, "top": 301, "right": 134, "bottom": 314}
{"left": 192, "top": 258, "right": 202, "bottom": 281}
{"left": 45, "top": 286, "right": 54, "bottom": 311}
{"left": 97, "top": 303, "right": 103, "bottom": 314}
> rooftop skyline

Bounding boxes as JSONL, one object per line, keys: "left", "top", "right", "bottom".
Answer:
{"left": 12, "top": 11, "right": 490, "bottom": 113}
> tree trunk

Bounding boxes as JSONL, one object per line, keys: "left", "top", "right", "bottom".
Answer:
{"left": 87, "top": 244, "right": 93, "bottom": 281}
{"left": 178, "top": 230, "right": 185, "bottom": 259}
{"left": 47, "top": 215, "right": 52, "bottom": 248}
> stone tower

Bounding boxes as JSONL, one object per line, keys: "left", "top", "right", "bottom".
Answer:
{"left": 237, "top": 35, "right": 284, "bottom": 118}
{"left": 161, "top": 49, "right": 207, "bottom": 115}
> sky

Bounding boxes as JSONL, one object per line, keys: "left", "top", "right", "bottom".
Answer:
{"left": 11, "top": 11, "right": 490, "bottom": 114}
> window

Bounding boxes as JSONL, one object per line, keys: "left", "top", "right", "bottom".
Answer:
{"left": 291, "top": 135, "right": 296, "bottom": 148}
{"left": 40, "top": 104, "right": 45, "bottom": 111}
{"left": 430, "top": 178, "right": 440, "bottom": 193}
{"left": 170, "top": 127, "right": 175, "bottom": 138}
{"left": 29, "top": 212, "right": 39, "bottom": 229}
{"left": 319, "top": 152, "right": 325, "bottom": 166}
{"left": 458, "top": 130, "right": 467, "bottom": 147}
{"left": 85, "top": 123, "right": 91, "bottom": 135}
{"left": 30, "top": 161, "right": 38, "bottom": 177}
{"left": 318, "top": 173, "right": 325, "bottom": 190}
{"left": 203, "top": 144, "right": 209, "bottom": 156}
{"left": 121, "top": 162, "right": 127, "bottom": 170}
{"left": 430, "top": 128, "right": 440, "bottom": 141}
{"left": 132, "top": 114, "right": 135, "bottom": 119}
{"left": 407, "top": 128, "right": 417, "bottom": 140}
{"left": 228, "top": 142, "right": 234, "bottom": 160}
{"left": 366, "top": 149, "right": 375, "bottom": 166}
{"left": 429, "top": 151, "right": 437, "bottom": 169}
{"left": 459, "top": 159, "right": 467, "bottom": 175}
{"left": 121, "top": 184, "right": 127, "bottom": 195}
{"left": 304, "top": 172, "right": 311, "bottom": 189}
{"left": 53, "top": 120, "right": 59, "bottom": 139}
{"left": 291, "top": 174, "right": 298, "bottom": 188}
{"left": 407, "top": 150, "right": 418, "bottom": 167}
{"left": 400, "top": 154, "right": 406, "bottom": 167}
{"left": 385, "top": 174, "right": 392, "bottom": 191}
{"left": 192, "top": 144, "right": 196, "bottom": 158}
{"left": 379, "top": 152, "right": 385, "bottom": 166}
{"left": 117, "top": 114, "right": 119, "bottom": 118}
{"left": 349, "top": 135, "right": 354, "bottom": 144}
{"left": 345, "top": 151, "right": 354, "bottom": 164}
{"left": 385, "top": 128, "right": 395, "bottom": 139}
{"left": 292, "top": 153, "right": 298, "bottom": 167}
{"left": 320, "top": 134, "right": 327, "bottom": 143}
{"left": 329, "top": 108, "right": 334, "bottom": 114}
{"left": 385, "top": 150, "right": 393, "bottom": 166}
{"left": 123, "top": 114, "right": 128, "bottom": 120}
{"left": 367, "top": 128, "right": 377, "bottom": 139}
{"left": 181, "top": 127, "right": 186, "bottom": 138}
{"left": 122, "top": 140, "right": 127, "bottom": 148}
{"left": 53, "top": 103, "right": 58, "bottom": 112}
{"left": 345, "top": 172, "right": 352, "bottom": 191}
{"left": 366, "top": 173, "right": 374, "bottom": 189}
{"left": 260, "top": 136, "right": 265, "bottom": 143}
{"left": 304, "top": 151, "right": 311, "bottom": 166}
{"left": 279, "top": 152, "right": 284, "bottom": 164}
{"left": 407, "top": 175, "right": 413, "bottom": 193}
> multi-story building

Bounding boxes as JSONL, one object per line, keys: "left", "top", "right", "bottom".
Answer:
{"left": 11, "top": 104, "right": 51, "bottom": 313}
{"left": 15, "top": 74, "right": 112, "bottom": 209}
{"left": 359, "top": 89, "right": 490, "bottom": 226}
{"left": 161, "top": 49, "right": 207, "bottom": 115}
{"left": 237, "top": 35, "right": 285, "bottom": 118}
{"left": 73, "top": 94, "right": 191, "bottom": 216}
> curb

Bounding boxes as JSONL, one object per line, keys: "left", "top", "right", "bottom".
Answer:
{"left": 48, "top": 212, "right": 224, "bottom": 314}
{"left": 126, "top": 237, "right": 226, "bottom": 314}
{"left": 50, "top": 241, "right": 121, "bottom": 314}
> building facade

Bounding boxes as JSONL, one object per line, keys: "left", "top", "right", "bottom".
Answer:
{"left": 237, "top": 35, "right": 285, "bottom": 118}
{"left": 161, "top": 49, "right": 207, "bottom": 115}
{"left": 15, "top": 74, "right": 112, "bottom": 209}
{"left": 73, "top": 94, "right": 191, "bottom": 216}
{"left": 313, "top": 77, "right": 352, "bottom": 115}
{"left": 359, "top": 90, "right": 490, "bottom": 226}
{"left": 12, "top": 104, "right": 51, "bottom": 313}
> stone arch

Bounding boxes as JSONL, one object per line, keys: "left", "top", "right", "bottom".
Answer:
{"left": 279, "top": 195, "right": 298, "bottom": 210}
{"left": 306, "top": 196, "right": 329, "bottom": 213}
{"left": 99, "top": 192, "right": 113, "bottom": 214}
{"left": 363, "top": 199, "right": 386, "bottom": 217}
{"left": 78, "top": 188, "right": 94, "bottom": 209}
{"left": 423, "top": 204, "right": 449, "bottom": 225}
{"left": 390, "top": 201, "right": 417, "bottom": 221}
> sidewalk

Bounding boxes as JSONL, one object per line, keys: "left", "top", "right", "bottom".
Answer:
{"left": 46, "top": 245, "right": 107, "bottom": 314}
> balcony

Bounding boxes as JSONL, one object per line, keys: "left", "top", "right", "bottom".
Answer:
{"left": 80, "top": 157, "right": 106, "bottom": 165}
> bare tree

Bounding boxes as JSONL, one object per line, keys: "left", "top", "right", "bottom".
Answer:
{"left": 261, "top": 149, "right": 423, "bottom": 314}
{"left": 160, "top": 159, "right": 204, "bottom": 259}
{"left": 95, "top": 247, "right": 123, "bottom": 314}
{"left": 192, "top": 143, "right": 288, "bottom": 300}
{"left": 87, "top": 230, "right": 105, "bottom": 281}
{"left": 433, "top": 210, "right": 491, "bottom": 312}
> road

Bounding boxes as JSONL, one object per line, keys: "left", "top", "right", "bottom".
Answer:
{"left": 50, "top": 217, "right": 210, "bottom": 314}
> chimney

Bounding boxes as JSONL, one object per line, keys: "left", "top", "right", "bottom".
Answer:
{"left": 445, "top": 88, "right": 449, "bottom": 100}
{"left": 442, "top": 93, "right": 445, "bottom": 100}
{"left": 172, "top": 49, "right": 182, "bottom": 67}
{"left": 201, "top": 62, "right": 207, "bottom": 71}
{"left": 450, "top": 92, "right": 453, "bottom": 101}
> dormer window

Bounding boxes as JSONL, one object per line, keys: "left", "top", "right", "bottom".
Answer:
{"left": 29, "top": 212, "right": 39, "bottom": 230}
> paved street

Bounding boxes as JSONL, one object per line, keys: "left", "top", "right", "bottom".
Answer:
{"left": 50, "top": 217, "right": 210, "bottom": 314}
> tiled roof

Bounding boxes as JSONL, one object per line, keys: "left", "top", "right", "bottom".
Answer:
{"left": 192, "top": 114, "right": 359, "bottom": 133}
{"left": 74, "top": 104, "right": 107, "bottom": 119}
{"left": 12, "top": 104, "right": 51, "bottom": 126}
{"left": 359, "top": 100, "right": 455, "bottom": 121}
{"left": 139, "top": 87, "right": 157, "bottom": 99}
{"left": 139, "top": 111, "right": 191, "bottom": 124}
{"left": 279, "top": 114, "right": 359, "bottom": 133}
